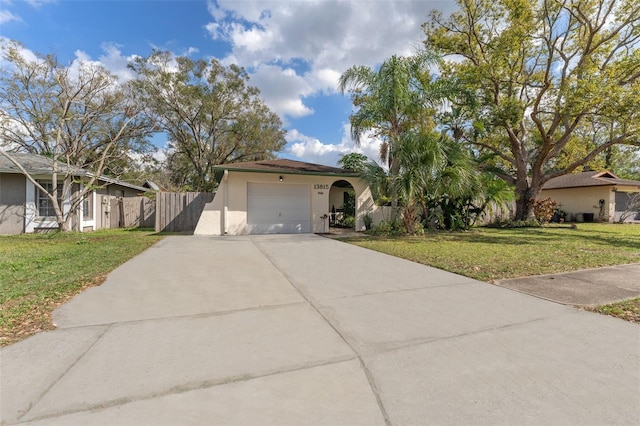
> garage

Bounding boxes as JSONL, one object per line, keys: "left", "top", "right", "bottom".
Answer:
{"left": 247, "top": 182, "right": 311, "bottom": 234}
{"left": 194, "top": 159, "right": 374, "bottom": 236}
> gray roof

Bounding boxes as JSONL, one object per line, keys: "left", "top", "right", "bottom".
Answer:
{"left": 0, "top": 152, "right": 148, "bottom": 192}
{"left": 543, "top": 171, "right": 640, "bottom": 190}
{"left": 214, "top": 159, "right": 359, "bottom": 176}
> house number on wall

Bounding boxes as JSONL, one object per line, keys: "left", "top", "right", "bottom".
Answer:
{"left": 314, "top": 184, "right": 329, "bottom": 190}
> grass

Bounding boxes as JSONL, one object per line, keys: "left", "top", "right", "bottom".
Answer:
{"left": 346, "top": 223, "right": 640, "bottom": 323}
{"left": 347, "top": 223, "right": 640, "bottom": 282}
{"left": 0, "top": 228, "right": 163, "bottom": 346}
{"left": 586, "top": 297, "right": 640, "bottom": 323}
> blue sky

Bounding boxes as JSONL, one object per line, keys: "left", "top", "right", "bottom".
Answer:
{"left": 1, "top": 0, "right": 455, "bottom": 167}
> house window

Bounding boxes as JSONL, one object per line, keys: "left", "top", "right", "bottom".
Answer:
{"left": 36, "top": 181, "right": 64, "bottom": 218}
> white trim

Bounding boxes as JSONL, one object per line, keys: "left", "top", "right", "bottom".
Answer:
{"left": 25, "top": 177, "right": 72, "bottom": 233}
{"left": 79, "top": 185, "right": 96, "bottom": 231}
{"left": 223, "top": 170, "right": 228, "bottom": 234}
{"left": 25, "top": 179, "right": 36, "bottom": 233}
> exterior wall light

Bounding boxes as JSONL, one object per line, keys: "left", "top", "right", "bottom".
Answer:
{"left": 279, "top": 176, "right": 283, "bottom": 182}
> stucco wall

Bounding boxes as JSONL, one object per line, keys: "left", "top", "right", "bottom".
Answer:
{"left": 195, "top": 171, "right": 376, "bottom": 235}
{"left": 0, "top": 173, "right": 26, "bottom": 235}
{"left": 540, "top": 186, "right": 614, "bottom": 221}
{"left": 328, "top": 186, "right": 352, "bottom": 211}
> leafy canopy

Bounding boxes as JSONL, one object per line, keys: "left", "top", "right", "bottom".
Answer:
{"left": 130, "top": 51, "right": 286, "bottom": 192}
{"left": 424, "top": 0, "right": 640, "bottom": 219}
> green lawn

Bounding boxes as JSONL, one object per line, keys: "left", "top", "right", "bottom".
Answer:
{"left": 346, "top": 223, "right": 640, "bottom": 323}
{"left": 0, "top": 228, "right": 163, "bottom": 346}
{"left": 347, "top": 223, "right": 640, "bottom": 282}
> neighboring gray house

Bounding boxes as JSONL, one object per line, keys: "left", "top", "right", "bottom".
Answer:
{"left": 0, "top": 153, "right": 148, "bottom": 234}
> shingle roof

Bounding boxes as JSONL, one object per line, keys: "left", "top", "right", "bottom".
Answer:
{"left": 543, "top": 171, "right": 640, "bottom": 190}
{"left": 214, "top": 159, "right": 359, "bottom": 176}
{"left": 0, "top": 152, "right": 148, "bottom": 192}
{"left": 0, "top": 152, "right": 85, "bottom": 175}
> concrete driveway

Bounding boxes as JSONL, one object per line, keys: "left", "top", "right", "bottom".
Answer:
{"left": 1, "top": 235, "right": 639, "bottom": 425}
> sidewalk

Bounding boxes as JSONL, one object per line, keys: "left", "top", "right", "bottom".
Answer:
{"left": 496, "top": 263, "right": 640, "bottom": 306}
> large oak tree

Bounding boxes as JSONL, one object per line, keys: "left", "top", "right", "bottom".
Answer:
{"left": 424, "top": 0, "right": 640, "bottom": 219}
{"left": 130, "top": 51, "right": 286, "bottom": 192}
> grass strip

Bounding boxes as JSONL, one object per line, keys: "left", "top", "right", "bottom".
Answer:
{"left": 0, "top": 228, "right": 163, "bottom": 346}
{"left": 346, "top": 223, "right": 640, "bottom": 323}
{"left": 346, "top": 224, "right": 639, "bottom": 282}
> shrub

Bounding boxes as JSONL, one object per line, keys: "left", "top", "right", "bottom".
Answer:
{"left": 487, "top": 218, "right": 540, "bottom": 228}
{"left": 363, "top": 214, "right": 373, "bottom": 230}
{"left": 342, "top": 216, "right": 356, "bottom": 228}
{"left": 369, "top": 220, "right": 405, "bottom": 236}
{"left": 530, "top": 197, "right": 558, "bottom": 224}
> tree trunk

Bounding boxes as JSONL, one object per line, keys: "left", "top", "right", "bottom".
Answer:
{"left": 514, "top": 181, "right": 544, "bottom": 221}
{"left": 58, "top": 221, "right": 72, "bottom": 232}
{"left": 389, "top": 159, "right": 400, "bottom": 222}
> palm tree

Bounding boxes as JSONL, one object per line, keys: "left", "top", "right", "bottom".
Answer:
{"left": 339, "top": 51, "right": 441, "bottom": 215}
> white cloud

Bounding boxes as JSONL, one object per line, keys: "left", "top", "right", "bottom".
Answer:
{"left": 0, "top": 37, "right": 43, "bottom": 68}
{"left": 250, "top": 64, "right": 314, "bottom": 118}
{"left": 97, "top": 43, "right": 138, "bottom": 81}
{"left": 0, "top": 9, "right": 20, "bottom": 24}
{"left": 68, "top": 44, "right": 141, "bottom": 83}
{"left": 286, "top": 124, "right": 382, "bottom": 167}
{"left": 206, "top": 1, "right": 456, "bottom": 122}
{"left": 24, "top": 0, "right": 57, "bottom": 9}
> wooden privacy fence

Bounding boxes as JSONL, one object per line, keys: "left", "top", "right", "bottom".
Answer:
{"left": 155, "top": 192, "right": 215, "bottom": 233}
{"left": 110, "top": 196, "right": 155, "bottom": 229}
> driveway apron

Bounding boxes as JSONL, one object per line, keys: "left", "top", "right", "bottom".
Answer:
{"left": 1, "top": 234, "right": 638, "bottom": 425}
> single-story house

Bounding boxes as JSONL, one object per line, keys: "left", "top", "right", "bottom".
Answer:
{"left": 540, "top": 171, "right": 640, "bottom": 222}
{"left": 194, "top": 159, "right": 380, "bottom": 235}
{"left": 0, "top": 152, "right": 149, "bottom": 234}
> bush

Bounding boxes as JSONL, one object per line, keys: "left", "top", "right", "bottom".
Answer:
{"left": 531, "top": 197, "right": 558, "bottom": 224}
{"left": 342, "top": 216, "right": 356, "bottom": 228}
{"left": 487, "top": 218, "right": 540, "bottom": 228}
{"left": 369, "top": 220, "right": 406, "bottom": 236}
{"left": 363, "top": 214, "right": 373, "bottom": 230}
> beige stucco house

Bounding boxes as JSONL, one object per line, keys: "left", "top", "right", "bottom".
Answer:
{"left": 540, "top": 171, "right": 640, "bottom": 222}
{"left": 195, "top": 159, "right": 380, "bottom": 235}
{"left": 0, "top": 153, "right": 148, "bottom": 234}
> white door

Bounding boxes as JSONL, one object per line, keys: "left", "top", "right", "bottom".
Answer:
{"left": 247, "top": 183, "right": 311, "bottom": 234}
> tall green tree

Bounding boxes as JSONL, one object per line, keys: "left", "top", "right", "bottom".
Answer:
{"left": 424, "top": 0, "right": 640, "bottom": 219}
{"left": 130, "top": 51, "right": 286, "bottom": 191}
{"left": 337, "top": 152, "right": 368, "bottom": 172}
{"left": 338, "top": 51, "right": 442, "bottom": 213}
{"left": 0, "top": 40, "right": 151, "bottom": 231}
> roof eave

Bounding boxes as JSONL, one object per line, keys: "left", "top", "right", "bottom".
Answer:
{"left": 213, "top": 165, "right": 360, "bottom": 178}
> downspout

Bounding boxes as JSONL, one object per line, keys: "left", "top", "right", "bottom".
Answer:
{"left": 223, "top": 169, "right": 228, "bottom": 235}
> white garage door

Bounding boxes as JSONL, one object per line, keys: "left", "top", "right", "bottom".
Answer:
{"left": 247, "top": 183, "right": 311, "bottom": 234}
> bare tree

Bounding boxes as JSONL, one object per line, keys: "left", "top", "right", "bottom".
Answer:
{"left": 0, "top": 40, "right": 151, "bottom": 231}
{"left": 617, "top": 193, "right": 640, "bottom": 223}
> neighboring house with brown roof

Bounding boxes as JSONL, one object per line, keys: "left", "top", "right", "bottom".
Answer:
{"left": 540, "top": 171, "right": 640, "bottom": 222}
{"left": 0, "top": 153, "right": 150, "bottom": 234}
{"left": 194, "top": 159, "right": 380, "bottom": 235}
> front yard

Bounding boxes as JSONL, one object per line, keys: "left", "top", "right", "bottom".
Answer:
{"left": 346, "top": 223, "right": 640, "bottom": 322}
{"left": 0, "top": 229, "right": 163, "bottom": 347}
{"left": 1, "top": 223, "right": 637, "bottom": 347}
